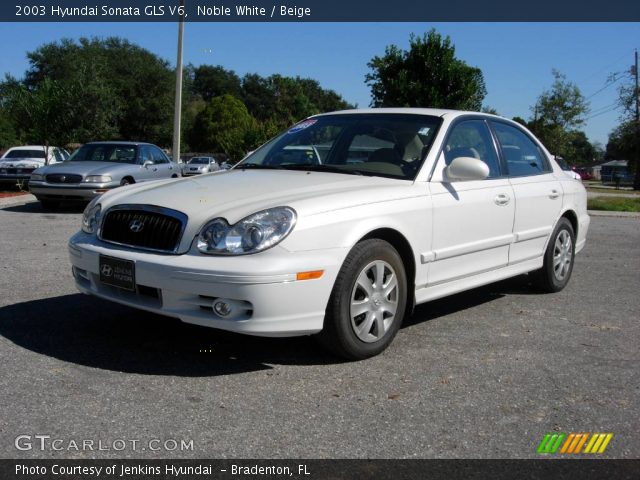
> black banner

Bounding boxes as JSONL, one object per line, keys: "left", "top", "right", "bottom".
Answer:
{"left": 2, "top": 459, "right": 640, "bottom": 480}
{"left": 3, "top": 0, "right": 640, "bottom": 22}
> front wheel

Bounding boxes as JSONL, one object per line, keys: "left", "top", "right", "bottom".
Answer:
{"left": 318, "top": 239, "right": 407, "bottom": 360}
{"left": 530, "top": 217, "right": 575, "bottom": 293}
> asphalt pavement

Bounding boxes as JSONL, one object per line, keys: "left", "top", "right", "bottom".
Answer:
{"left": 0, "top": 200, "right": 638, "bottom": 459}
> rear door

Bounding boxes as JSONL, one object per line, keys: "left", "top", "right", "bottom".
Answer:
{"left": 428, "top": 119, "right": 515, "bottom": 285}
{"left": 489, "top": 121, "right": 562, "bottom": 264}
{"left": 150, "top": 146, "right": 176, "bottom": 178}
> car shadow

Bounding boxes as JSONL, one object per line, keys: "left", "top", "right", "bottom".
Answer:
{"left": 0, "top": 275, "right": 537, "bottom": 376}
{"left": 0, "top": 294, "right": 338, "bottom": 376}
{"left": 1, "top": 201, "right": 86, "bottom": 214}
{"left": 402, "top": 274, "right": 537, "bottom": 328}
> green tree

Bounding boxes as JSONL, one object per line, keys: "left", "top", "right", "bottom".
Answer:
{"left": 188, "top": 94, "right": 255, "bottom": 160}
{"left": 0, "top": 107, "right": 19, "bottom": 150}
{"left": 192, "top": 65, "right": 242, "bottom": 101}
{"left": 365, "top": 29, "right": 487, "bottom": 110}
{"left": 3, "top": 77, "right": 75, "bottom": 163}
{"left": 611, "top": 64, "right": 640, "bottom": 188}
{"left": 19, "top": 37, "right": 174, "bottom": 146}
{"left": 530, "top": 70, "right": 589, "bottom": 156}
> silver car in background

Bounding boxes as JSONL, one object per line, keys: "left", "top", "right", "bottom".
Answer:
{"left": 29, "top": 141, "right": 180, "bottom": 209}
{"left": 182, "top": 156, "right": 219, "bottom": 176}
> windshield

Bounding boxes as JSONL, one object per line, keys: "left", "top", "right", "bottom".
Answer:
{"left": 237, "top": 114, "right": 441, "bottom": 180}
{"left": 4, "top": 149, "right": 45, "bottom": 159}
{"left": 68, "top": 144, "right": 138, "bottom": 164}
{"left": 189, "top": 158, "right": 210, "bottom": 164}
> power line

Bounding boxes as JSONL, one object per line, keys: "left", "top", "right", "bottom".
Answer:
{"left": 577, "top": 49, "right": 634, "bottom": 85}
{"left": 585, "top": 73, "right": 624, "bottom": 100}
{"left": 585, "top": 105, "right": 618, "bottom": 121}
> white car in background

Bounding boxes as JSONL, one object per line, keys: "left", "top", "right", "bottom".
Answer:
{"left": 0, "top": 145, "right": 69, "bottom": 183}
{"left": 69, "top": 109, "right": 589, "bottom": 359}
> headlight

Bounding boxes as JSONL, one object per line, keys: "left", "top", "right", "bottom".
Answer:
{"left": 82, "top": 200, "right": 102, "bottom": 234}
{"left": 84, "top": 175, "right": 111, "bottom": 183}
{"left": 197, "top": 207, "right": 296, "bottom": 255}
{"left": 30, "top": 174, "right": 44, "bottom": 181}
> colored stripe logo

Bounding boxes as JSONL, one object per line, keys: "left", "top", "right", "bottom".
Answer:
{"left": 537, "top": 433, "right": 613, "bottom": 454}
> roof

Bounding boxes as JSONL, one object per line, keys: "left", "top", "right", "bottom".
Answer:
{"left": 7, "top": 145, "right": 48, "bottom": 150}
{"left": 84, "top": 141, "right": 153, "bottom": 146}
{"left": 313, "top": 107, "right": 503, "bottom": 119}
{"left": 600, "top": 160, "right": 628, "bottom": 167}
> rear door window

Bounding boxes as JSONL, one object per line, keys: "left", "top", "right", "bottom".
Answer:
{"left": 491, "top": 122, "right": 550, "bottom": 177}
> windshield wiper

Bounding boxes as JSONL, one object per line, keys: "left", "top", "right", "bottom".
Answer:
{"left": 280, "top": 164, "right": 364, "bottom": 176}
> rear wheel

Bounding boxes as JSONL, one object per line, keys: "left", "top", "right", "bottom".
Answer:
{"left": 120, "top": 177, "right": 133, "bottom": 186}
{"left": 530, "top": 217, "right": 575, "bottom": 293}
{"left": 318, "top": 239, "right": 407, "bottom": 360}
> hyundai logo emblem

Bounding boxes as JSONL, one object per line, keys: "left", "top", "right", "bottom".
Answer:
{"left": 101, "top": 264, "right": 113, "bottom": 277}
{"left": 129, "top": 219, "right": 145, "bottom": 233}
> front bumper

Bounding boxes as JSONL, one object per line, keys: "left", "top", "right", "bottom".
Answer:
{"left": 68, "top": 232, "right": 346, "bottom": 337}
{"left": 0, "top": 173, "right": 33, "bottom": 182}
{"left": 29, "top": 182, "right": 117, "bottom": 201}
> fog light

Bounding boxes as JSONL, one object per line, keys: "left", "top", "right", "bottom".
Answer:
{"left": 213, "top": 300, "right": 232, "bottom": 317}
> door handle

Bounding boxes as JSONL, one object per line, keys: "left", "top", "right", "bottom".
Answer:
{"left": 494, "top": 193, "right": 510, "bottom": 206}
{"left": 549, "top": 189, "right": 560, "bottom": 199}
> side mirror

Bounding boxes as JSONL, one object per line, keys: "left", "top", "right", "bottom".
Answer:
{"left": 444, "top": 157, "right": 489, "bottom": 182}
{"left": 143, "top": 160, "right": 154, "bottom": 168}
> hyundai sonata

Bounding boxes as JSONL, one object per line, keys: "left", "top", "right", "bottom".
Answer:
{"left": 68, "top": 109, "right": 589, "bottom": 359}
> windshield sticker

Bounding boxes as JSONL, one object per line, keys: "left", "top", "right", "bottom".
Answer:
{"left": 287, "top": 119, "right": 317, "bottom": 134}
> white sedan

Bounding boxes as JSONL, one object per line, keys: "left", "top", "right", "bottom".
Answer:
{"left": 68, "top": 109, "right": 589, "bottom": 359}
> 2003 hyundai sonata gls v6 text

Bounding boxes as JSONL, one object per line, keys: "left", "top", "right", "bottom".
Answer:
{"left": 69, "top": 109, "right": 589, "bottom": 359}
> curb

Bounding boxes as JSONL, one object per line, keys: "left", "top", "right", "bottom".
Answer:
{"left": 0, "top": 193, "right": 37, "bottom": 208}
{"left": 588, "top": 210, "right": 640, "bottom": 218}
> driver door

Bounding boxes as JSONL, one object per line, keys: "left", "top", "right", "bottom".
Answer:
{"left": 428, "top": 119, "right": 515, "bottom": 285}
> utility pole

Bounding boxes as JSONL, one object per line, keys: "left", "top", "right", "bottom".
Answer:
{"left": 172, "top": 0, "right": 185, "bottom": 164}
{"left": 634, "top": 49, "right": 640, "bottom": 190}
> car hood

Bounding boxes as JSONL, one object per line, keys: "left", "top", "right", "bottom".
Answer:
{"left": 0, "top": 157, "right": 46, "bottom": 167}
{"left": 36, "top": 161, "right": 132, "bottom": 175}
{"left": 100, "top": 169, "right": 419, "bottom": 225}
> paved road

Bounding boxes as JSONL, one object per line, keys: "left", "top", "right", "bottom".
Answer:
{"left": 0, "top": 201, "right": 638, "bottom": 459}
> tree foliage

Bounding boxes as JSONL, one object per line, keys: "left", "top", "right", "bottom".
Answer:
{"left": 19, "top": 37, "right": 174, "bottom": 145}
{"left": 0, "top": 37, "right": 352, "bottom": 161}
{"left": 527, "top": 70, "right": 590, "bottom": 159}
{"left": 188, "top": 94, "right": 255, "bottom": 160}
{"left": 365, "top": 30, "right": 487, "bottom": 110}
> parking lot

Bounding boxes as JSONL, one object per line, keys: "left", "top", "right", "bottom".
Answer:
{"left": 0, "top": 199, "right": 638, "bottom": 459}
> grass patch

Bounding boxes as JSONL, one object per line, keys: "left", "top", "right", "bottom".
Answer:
{"left": 588, "top": 196, "right": 640, "bottom": 212}
{"left": 586, "top": 187, "right": 640, "bottom": 195}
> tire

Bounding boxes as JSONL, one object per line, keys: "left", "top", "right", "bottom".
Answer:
{"left": 530, "top": 217, "right": 576, "bottom": 293}
{"left": 40, "top": 199, "right": 60, "bottom": 210}
{"left": 120, "top": 177, "right": 133, "bottom": 186}
{"left": 318, "top": 239, "right": 407, "bottom": 360}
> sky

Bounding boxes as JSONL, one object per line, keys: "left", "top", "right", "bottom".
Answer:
{"left": 0, "top": 22, "right": 638, "bottom": 146}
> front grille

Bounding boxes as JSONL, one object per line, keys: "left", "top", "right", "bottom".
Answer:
{"left": 100, "top": 207, "right": 186, "bottom": 253}
{"left": 0, "top": 168, "right": 35, "bottom": 175}
{"left": 46, "top": 173, "right": 82, "bottom": 184}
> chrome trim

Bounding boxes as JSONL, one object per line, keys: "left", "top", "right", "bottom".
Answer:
{"left": 98, "top": 204, "right": 188, "bottom": 255}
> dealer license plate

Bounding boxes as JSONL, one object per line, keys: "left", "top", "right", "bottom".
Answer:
{"left": 99, "top": 255, "right": 135, "bottom": 291}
